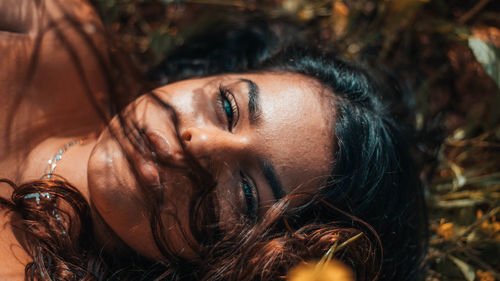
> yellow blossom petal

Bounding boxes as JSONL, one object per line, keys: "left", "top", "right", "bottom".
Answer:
{"left": 288, "top": 260, "right": 355, "bottom": 281}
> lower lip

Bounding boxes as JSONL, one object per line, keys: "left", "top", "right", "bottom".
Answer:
{"left": 135, "top": 155, "right": 161, "bottom": 188}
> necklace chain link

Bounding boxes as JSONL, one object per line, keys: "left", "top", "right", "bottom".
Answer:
{"left": 42, "top": 139, "right": 84, "bottom": 179}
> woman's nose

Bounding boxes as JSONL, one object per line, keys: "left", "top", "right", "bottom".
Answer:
{"left": 181, "top": 127, "right": 248, "bottom": 169}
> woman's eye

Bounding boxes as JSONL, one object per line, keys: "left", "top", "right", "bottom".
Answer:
{"left": 223, "top": 99, "right": 233, "bottom": 122}
{"left": 240, "top": 172, "right": 258, "bottom": 220}
{"left": 218, "top": 85, "right": 239, "bottom": 131}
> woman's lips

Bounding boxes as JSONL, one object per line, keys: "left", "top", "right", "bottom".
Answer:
{"left": 134, "top": 152, "right": 161, "bottom": 188}
{"left": 144, "top": 129, "right": 186, "bottom": 168}
{"left": 131, "top": 128, "right": 186, "bottom": 189}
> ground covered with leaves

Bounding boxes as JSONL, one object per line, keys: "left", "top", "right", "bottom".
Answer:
{"left": 90, "top": 0, "right": 500, "bottom": 280}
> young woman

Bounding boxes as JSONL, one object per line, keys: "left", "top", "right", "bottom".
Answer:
{"left": 0, "top": 0, "right": 426, "bottom": 280}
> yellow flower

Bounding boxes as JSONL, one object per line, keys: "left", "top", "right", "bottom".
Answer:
{"left": 287, "top": 260, "right": 354, "bottom": 281}
{"left": 436, "top": 219, "right": 454, "bottom": 240}
{"left": 477, "top": 209, "right": 500, "bottom": 240}
{"left": 476, "top": 270, "right": 495, "bottom": 281}
{"left": 287, "top": 233, "right": 362, "bottom": 281}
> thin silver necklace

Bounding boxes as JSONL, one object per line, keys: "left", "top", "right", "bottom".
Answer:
{"left": 42, "top": 139, "right": 84, "bottom": 179}
{"left": 23, "top": 139, "right": 85, "bottom": 235}
{"left": 25, "top": 139, "right": 84, "bottom": 203}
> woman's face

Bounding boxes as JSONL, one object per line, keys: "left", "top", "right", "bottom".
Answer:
{"left": 87, "top": 72, "right": 334, "bottom": 260}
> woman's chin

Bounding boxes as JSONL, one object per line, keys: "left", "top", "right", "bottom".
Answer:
{"left": 86, "top": 127, "right": 160, "bottom": 258}
{"left": 86, "top": 118, "right": 198, "bottom": 261}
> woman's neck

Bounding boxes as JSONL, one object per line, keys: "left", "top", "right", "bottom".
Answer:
{"left": 0, "top": 120, "right": 104, "bottom": 181}
{"left": 19, "top": 133, "right": 100, "bottom": 202}
{"left": 2, "top": 129, "right": 139, "bottom": 262}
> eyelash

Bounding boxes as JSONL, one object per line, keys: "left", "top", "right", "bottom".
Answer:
{"left": 217, "top": 85, "right": 239, "bottom": 132}
{"left": 240, "top": 172, "right": 258, "bottom": 219}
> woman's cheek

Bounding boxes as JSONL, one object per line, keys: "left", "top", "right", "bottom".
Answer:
{"left": 87, "top": 133, "right": 157, "bottom": 255}
{"left": 88, "top": 133, "right": 200, "bottom": 260}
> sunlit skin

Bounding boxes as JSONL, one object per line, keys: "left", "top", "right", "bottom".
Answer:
{"left": 88, "top": 73, "right": 335, "bottom": 259}
{"left": 0, "top": 0, "right": 336, "bottom": 276}
{"left": 0, "top": 0, "right": 110, "bottom": 278}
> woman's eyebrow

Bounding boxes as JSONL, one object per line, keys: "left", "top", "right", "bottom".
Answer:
{"left": 238, "top": 79, "right": 285, "bottom": 200}
{"left": 260, "top": 158, "right": 286, "bottom": 200}
{"left": 239, "top": 78, "right": 262, "bottom": 125}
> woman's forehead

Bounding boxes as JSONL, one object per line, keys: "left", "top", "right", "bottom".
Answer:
{"left": 164, "top": 71, "right": 335, "bottom": 192}
{"left": 232, "top": 72, "right": 335, "bottom": 193}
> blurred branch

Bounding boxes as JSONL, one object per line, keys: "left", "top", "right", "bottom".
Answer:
{"left": 456, "top": 206, "right": 500, "bottom": 240}
{"left": 183, "top": 0, "right": 246, "bottom": 8}
{"left": 445, "top": 140, "right": 500, "bottom": 148}
{"left": 458, "top": 0, "right": 491, "bottom": 24}
{"left": 463, "top": 251, "right": 500, "bottom": 279}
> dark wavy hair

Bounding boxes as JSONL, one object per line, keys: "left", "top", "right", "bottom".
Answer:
{"left": 260, "top": 48, "right": 427, "bottom": 280}
{"left": 153, "top": 26, "right": 428, "bottom": 280}
{"left": 0, "top": 4, "right": 426, "bottom": 280}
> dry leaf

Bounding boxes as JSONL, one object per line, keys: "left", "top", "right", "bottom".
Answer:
{"left": 448, "top": 255, "right": 475, "bottom": 281}
{"left": 436, "top": 219, "right": 454, "bottom": 240}
{"left": 331, "top": 1, "right": 349, "bottom": 37}
{"left": 468, "top": 36, "right": 500, "bottom": 90}
{"left": 477, "top": 270, "right": 495, "bottom": 281}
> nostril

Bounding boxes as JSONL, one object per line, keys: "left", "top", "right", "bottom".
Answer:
{"left": 182, "top": 131, "right": 192, "bottom": 142}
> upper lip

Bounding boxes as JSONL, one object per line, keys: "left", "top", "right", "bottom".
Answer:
{"left": 144, "top": 129, "right": 186, "bottom": 168}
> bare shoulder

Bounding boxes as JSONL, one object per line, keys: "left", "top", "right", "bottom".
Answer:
{"left": 0, "top": 208, "right": 31, "bottom": 280}
{"left": 0, "top": 0, "right": 108, "bottom": 154}
{"left": 0, "top": 0, "right": 108, "bottom": 100}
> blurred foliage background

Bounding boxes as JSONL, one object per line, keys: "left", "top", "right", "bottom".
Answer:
{"left": 89, "top": 0, "right": 499, "bottom": 280}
